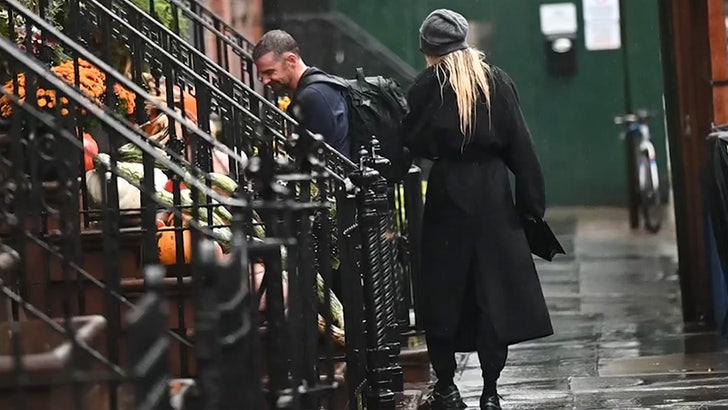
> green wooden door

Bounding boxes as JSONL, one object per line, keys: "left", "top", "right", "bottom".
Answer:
{"left": 334, "top": 0, "right": 667, "bottom": 206}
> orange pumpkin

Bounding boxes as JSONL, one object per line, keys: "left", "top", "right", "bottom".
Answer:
{"left": 157, "top": 229, "right": 192, "bottom": 265}
{"left": 158, "top": 214, "right": 225, "bottom": 264}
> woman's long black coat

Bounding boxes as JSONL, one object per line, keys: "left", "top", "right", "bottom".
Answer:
{"left": 403, "top": 65, "right": 553, "bottom": 350}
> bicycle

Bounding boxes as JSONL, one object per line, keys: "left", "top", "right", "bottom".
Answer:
{"left": 614, "top": 109, "right": 663, "bottom": 233}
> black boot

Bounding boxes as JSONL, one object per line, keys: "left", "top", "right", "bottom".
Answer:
{"left": 479, "top": 393, "right": 502, "bottom": 409}
{"left": 426, "top": 382, "right": 467, "bottom": 410}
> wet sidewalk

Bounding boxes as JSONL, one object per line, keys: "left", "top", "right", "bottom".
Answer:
{"left": 410, "top": 207, "right": 728, "bottom": 409}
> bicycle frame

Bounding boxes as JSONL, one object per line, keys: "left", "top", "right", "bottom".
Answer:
{"left": 630, "top": 122, "right": 660, "bottom": 195}
{"left": 615, "top": 110, "right": 663, "bottom": 232}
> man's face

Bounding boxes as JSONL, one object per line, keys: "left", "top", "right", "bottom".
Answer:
{"left": 255, "top": 52, "right": 296, "bottom": 92}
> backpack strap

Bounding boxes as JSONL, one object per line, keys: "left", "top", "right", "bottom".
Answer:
{"left": 297, "top": 70, "right": 346, "bottom": 92}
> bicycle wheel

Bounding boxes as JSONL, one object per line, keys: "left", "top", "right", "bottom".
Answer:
{"left": 637, "top": 152, "right": 662, "bottom": 233}
{"left": 625, "top": 134, "right": 641, "bottom": 229}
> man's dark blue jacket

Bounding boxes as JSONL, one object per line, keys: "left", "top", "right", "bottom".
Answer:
{"left": 292, "top": 67, "right": 350, "bottom": 158}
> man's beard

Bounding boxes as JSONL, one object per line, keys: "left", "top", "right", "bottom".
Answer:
{"left": 269, "top": 79, "right": 289, "bottom": 92}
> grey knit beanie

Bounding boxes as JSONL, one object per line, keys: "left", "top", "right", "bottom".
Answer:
{"left": 419, "top": 9, "right": 469, "bottom": 57}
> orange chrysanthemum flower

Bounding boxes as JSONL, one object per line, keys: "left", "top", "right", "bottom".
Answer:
{"left": 0, "top": 59, "right": 137, "bottom": 118}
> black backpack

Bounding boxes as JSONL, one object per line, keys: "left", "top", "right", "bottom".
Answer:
{"left": 298, "top": 67, "right": 411, "bottom": 183}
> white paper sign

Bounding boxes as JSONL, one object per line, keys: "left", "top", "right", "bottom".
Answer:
{"left": 584, "top": 20, "right": 622, "bottom": 50}
{"left": 582, "top": 0, "right": 620, "bottom": 21}
{"left": 583, "top": 0, "right": 621, "bottom": 50}
{"left": 540, "top": 3, "right": 578, "bottom": 36}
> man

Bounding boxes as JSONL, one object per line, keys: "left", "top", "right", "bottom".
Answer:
{"left": 253, "top": 30, "right": 350, "bottom": 158}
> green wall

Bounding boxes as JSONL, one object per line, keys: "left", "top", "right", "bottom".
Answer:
{"left": 334, "top": 0, "right": 667, "bottom": 206}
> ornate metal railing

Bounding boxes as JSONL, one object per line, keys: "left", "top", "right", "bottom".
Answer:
{"left": 0, "top": 31, "right": 354, "bottom": 409}
{"left": 83, "top": 1, "right": 414, "bottom": 405}
{"left": 0, "top": 0, "right": 420, "bottom": 408}
{"left": 170, "top": 0, "right": 257, "bottom": 85}
{"left": 68, "top": 0, "right": 357, "bottom": 182}
{"left": 0, "top": 27, "right": 249, "bottom": 409}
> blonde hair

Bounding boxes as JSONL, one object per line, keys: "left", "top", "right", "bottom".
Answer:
{"left": 428, "top": 48, "right": 492, "bottom": 144}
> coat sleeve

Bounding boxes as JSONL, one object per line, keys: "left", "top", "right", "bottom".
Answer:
{"left": 401, "top": 71, "right": 438, "bottom": 160}
{"left": 497, "top": 69, "right": 546, "bottom": 219}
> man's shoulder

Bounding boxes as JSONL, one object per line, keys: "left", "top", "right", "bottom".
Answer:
{"left": 298, "top": 82, "right": 342, "bottom": 100}
{"left": 297, "top": 72, "right": 347, "bottom": 106}
{"left": 299, "top": 67, "right": 346, "bottom": 92}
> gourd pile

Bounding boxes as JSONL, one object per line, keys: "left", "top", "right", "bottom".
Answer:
{"left": 86, "top": 142, "right": 346, "bottom": 345}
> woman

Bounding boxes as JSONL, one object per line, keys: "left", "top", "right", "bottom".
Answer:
{"left": 403, "top": 9, "right": 553, "bottom": 410}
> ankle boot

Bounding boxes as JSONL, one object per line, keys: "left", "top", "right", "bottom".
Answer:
{"left": 479, "top": 393, "right": 502, "bottom": 410}
{"left": 426, "top": 382, "right": 467, "bottom": 409}
{"left": 480, "top": 380, "right": 501, "bottom": 410}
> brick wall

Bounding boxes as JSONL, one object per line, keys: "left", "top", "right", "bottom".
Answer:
{"left": 205, "top": 0, "right": 263, "bottom": 78}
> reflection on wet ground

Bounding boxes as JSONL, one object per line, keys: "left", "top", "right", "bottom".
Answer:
{"left": 411, "top": 208, "right": 728, "bottom": 409}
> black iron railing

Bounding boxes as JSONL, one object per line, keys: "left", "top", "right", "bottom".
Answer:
{"left": 166, "top": 0, "right": 425, "bottom": 361}
{"left": 1, "top": 0, "right": 252, "bottom": 381}
{"left": 68, "top": 0, "right": 357, "bottom": 182}
{"left": 82, "top": 0, "right": 421, "bottom": 405}
{"left": 126, "top": 0, "right": 258, "bottom": 86}
{"left": 127, "top": 265, "right": 172, "bottom": 410}
{"left": 0, "top": 33, "right": 352, "bottom": 409}
{"left": 106, "top": 2, "right": 418, "bottom": 405}
{"left": 0, "top": 0, "right": 427, "bottom": 408}
{"left": 71, "top": 0, "right": 266, "bottom": 174}
{"left": 0, "top": 28, "right": 249, "bottom": 409}
{"left": 171, "top": 0, "right": 257, "bottom": 85}
{"left": 0, "top": 8, "right": 373, "bottom": 410}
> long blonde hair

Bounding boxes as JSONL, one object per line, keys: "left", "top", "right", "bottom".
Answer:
{"left": 427, "top": 48, "right": 492, "bottom": 143}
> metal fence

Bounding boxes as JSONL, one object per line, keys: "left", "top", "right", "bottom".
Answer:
{"left": 0, "top": 32, "right": 350, "bottom": 408}
{"left": 118, "top": 0, "right": 426, "bottom": 394}
{"left": 133, "top": 0, "right": 426, "bottom": 335}
{"left": 0, "top": 0, "right": 424, "bottom": 408}
{"left": 0, "top": 26, "right": 244, "bottom": 409}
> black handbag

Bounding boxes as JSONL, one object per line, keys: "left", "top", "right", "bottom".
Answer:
{"left": 521, "top": 217, "right": 566, "bottom": 262}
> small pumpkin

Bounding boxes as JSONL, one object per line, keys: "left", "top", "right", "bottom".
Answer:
{"left": 158, "top": 217, "right": 225, "bottom": 264}
{"left": 157, "top": 228, "right": 192, "bottom": 265}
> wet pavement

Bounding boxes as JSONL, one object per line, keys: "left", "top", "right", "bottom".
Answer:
{"left": 410, "top": 207, "right": 728, "bottom": 409}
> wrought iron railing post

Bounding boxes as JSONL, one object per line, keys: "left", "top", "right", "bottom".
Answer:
{"left": 350, "top": 146, "right": 402, "bottom": 409}
{"left": 248, "top": 132, "right": 293, "bottom": 409}
{"left": 193, "top": 240, "right": 222, "bottom": 410}
{"left": 128, "top": 265, "right": 171, "bottom": 410}
{"left": 369, "top": 139, "right": 404, "bottom": 392}
{"left": 334, "top": 189, "right": 369, "bottom": 409}
{"left": 193, "top": 189, "right": 264, "bottom": 410}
